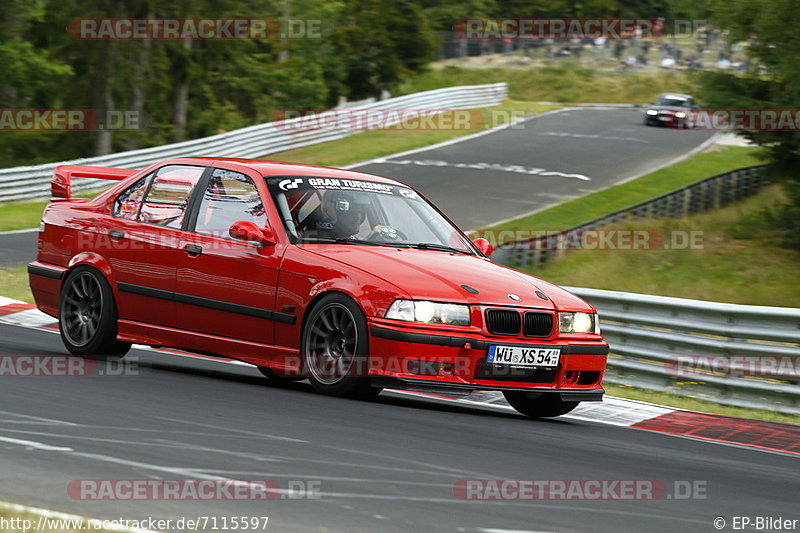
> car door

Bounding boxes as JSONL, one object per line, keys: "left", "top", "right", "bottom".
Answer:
{"left": 174, "top": 166, "right": 285, "bottom": 345}
{"left": 105, "top": 164, "right": 206, "bottom": 327}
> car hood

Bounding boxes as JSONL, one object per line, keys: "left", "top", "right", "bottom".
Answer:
{"left": 301, "top": 245, "right": 592, "bottom": 311}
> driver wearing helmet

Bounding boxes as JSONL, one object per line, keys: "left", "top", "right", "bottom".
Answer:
{"left": 309, "top": 189, "right": 369, "bottom": 239}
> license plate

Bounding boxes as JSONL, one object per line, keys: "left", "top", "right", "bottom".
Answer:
{"left": 487, "top": 345, "right": 561, "bottom": 367}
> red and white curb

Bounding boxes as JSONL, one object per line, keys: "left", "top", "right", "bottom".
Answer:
{"left": 1, "top": 297, "right": 798, "bottom": 456}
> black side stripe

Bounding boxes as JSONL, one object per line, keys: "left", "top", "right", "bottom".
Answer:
{"left": 28, "top": 263, "right": 64, "bottom": 280}
{"left": 370, "top": 325, "right": 484, "bottom": 349}
{"left": 117, "top": 282, "right": 296, "bottom": 324}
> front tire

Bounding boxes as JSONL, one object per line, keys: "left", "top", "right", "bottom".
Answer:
{"left": 503, "top": 391, "right": 580, "bottom": 418}
{"left": 59, "top": 266, "right": 131, "bottom": 359}
{"left": 302, "top": 293, "right": 382, "bottom": 399}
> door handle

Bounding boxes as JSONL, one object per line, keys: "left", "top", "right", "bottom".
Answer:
{"left": 183, "top": 244, "right": 202, "bottom": 256}
{"left": 108, "top": 229, "right": 125, "bottom": 240}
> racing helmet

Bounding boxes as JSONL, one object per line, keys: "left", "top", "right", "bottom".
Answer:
{"left": 320, "top": 189, "right": 368, "bottom": 226}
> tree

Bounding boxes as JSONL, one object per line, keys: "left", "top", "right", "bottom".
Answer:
{"left": 331, "top": 0, "right": 436, "bottom": 99}
{"left": 697, "top": 0, "right": 800, "bottom": 248}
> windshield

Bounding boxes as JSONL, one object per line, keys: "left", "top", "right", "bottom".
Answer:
{"left": 656, "top": 96, "right": 692, "bottom": 107}
{"left": 266, "top": 176, "right": 475, "bottom": 254}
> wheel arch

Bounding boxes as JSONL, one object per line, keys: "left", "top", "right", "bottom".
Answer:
{"left": 67, "top": 252, "right": 115, "bottom": 284}
{"left": 64, "top": 252, "right": 119, "bottom": 305}
{"left": 300, "top": 289, "right": 366, "bottom": 336}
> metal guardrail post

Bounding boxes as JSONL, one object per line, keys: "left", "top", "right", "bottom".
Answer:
{"left": 566, "top": 286, "right": 800, "bottom": 414}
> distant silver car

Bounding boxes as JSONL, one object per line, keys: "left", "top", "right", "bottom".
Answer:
{"left": 644, "top": 93, "right": 698, "bottom": 128}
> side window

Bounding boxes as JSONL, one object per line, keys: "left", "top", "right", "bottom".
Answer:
{"left": 138, "top": 165, "right": 204, "bottom": 229}
{"left": 114, "top": 174, "right": 152, "bottom": 220}
{"left": 194, "top": 169, "right": 267, "bottom": 238}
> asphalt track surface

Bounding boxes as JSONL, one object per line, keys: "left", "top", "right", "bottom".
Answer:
{"left": 0, "top": 108, "right": 714, "bottom": 267}
{"left": 1, "top": 109, "right": 790, "bottom": 532}
{"left": 354, "top": 108, "right": 715, "bottom": 229}
{"left": 0, "top": 229, "right": 36, "bottom": 267}
{"left": 0, "top": 325, "right": 797, "bottom": 533}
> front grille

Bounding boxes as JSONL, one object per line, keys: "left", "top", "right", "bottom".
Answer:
{"left": 523, "top": 312, "right": 553, "bottom": 337}
{"left": 485, "top": 309, "right": 520, "bottom": 335}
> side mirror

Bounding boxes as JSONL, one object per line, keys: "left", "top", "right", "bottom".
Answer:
{"left": 229, "top": 220, "right": 276, "bottom": 246}
{"left": 472, "top": 237, "right": 494, "bottom": 257}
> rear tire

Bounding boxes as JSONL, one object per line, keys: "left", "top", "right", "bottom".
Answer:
{"left": 302, "top": 293, "right": 382, "bottom": 400}
{"left": 503, "top": 391, "right": 580, "bottom": 418}
{"left": 59, "top": 266, "right": 131, "bottom": 359}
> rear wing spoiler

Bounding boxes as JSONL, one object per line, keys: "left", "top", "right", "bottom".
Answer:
{"left": 52, "top": 164, "right": 137, "bottom": 201}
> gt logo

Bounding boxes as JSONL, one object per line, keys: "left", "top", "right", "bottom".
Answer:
{"left": 279, "top": 178, "right": 303, "bottom": 191}
{"left": 399, "top": 188, "right": 418, "bottom": 199}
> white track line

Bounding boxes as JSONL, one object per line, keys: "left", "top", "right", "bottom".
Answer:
{"left": 344, "top": 109, "right": 572, "bottom": 170}
{"left": 485, "top": 130, "right": 720, "bottom": 229}
{"left": 0, "top": 227, "right": 38, "bottom": 235}
{"left": 0, "top": 436, "right": 73, "bottom": 452}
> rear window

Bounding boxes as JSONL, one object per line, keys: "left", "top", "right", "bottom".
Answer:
{"left": 114, "top": 165, "right": 205, "bottom": 229}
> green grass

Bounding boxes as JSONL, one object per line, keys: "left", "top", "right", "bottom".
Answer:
{"left": 0, "top": 200, "right": 47, "bottom": 231}
{"left": 400, "top": 66, "right": 698, "bottom": 105}
{"left": 261, "top": 101, "right": 557, "bottom": 168}
{"left": 484, "top": 145, "right": 766, "bottom": 235}
{"left": 604, "top": 383, "right": 799, "bottom": 425}
{"left": 0, "top": 267, "right": 32, "bottom": 303}
{"left": 529, "top": 185, "right": 800, "bottom": 307}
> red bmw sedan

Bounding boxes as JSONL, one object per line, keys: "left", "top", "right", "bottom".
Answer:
{"left": 28, "top": 157, "right": 608, "bottom": 418}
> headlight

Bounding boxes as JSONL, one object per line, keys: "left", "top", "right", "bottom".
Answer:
{"left": 675, "top": 111, "right": 687, "bottom": 118}
{"left": 558, "top": 312, "right": 600, "bottom": 334}
{"left": 646, "top": 109, "right": 658, "bottom": 116}
{"left": 385, "top": 300, "right": 470, "bottom": 326}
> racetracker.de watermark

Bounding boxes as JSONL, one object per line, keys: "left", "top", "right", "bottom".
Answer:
{"left": 453, "top": 479, "right": 707, "bottom": 501}
{"left": 657, "top": 109, "right": 800, "bottom": 131}
{"left": 68, "top": 479, "right": 321, "bottom": 500}
{"left": 467, "top": 229, "right": 704, "bottom": 251}
{"left": 272, "top": 109, "right": 485, "bottom": 131}
{"left": 0, "top": 110, "right": 140, "bottom": 131}
{"left": 0, "top": 355, "right": 141, "bottom": 377}
{"left": 0, "top": 516, "right": 270, "bottom": 532}
{"left": 68, "top": 18, "right": 322, "bottom": 40}
{"left": 667, "top": 355, "right": 800, "bottom": 379}
{"left": 453, "top": 18, "right": 665, "bottom": 40}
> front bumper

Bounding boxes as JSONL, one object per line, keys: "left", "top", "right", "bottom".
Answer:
{"left": 368, "top": 322, "right": 608, "bottom": 398}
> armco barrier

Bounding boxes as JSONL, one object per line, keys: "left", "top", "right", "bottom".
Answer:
{"left": 492, "top": 165, "right": 766, "bottom": 269}
{"left": 569, "top": 286, "right": 800, "bottom": 414}
{"left": 0, "top": 83, "right": 507, "bottom": 202}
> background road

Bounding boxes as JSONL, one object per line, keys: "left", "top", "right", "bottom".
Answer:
{"left": 0, "top": 108, "right": 714, "bottom": 267}
{"left": 355, "top": 108, "right": 715, "bottom": 229}
{"left": 0, "top": 324, "right": 796, "bottom": 533}
{"left": 0, "top": 230, "right": 36, "bottom": 268}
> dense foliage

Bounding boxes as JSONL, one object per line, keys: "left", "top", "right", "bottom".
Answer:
{"left": 0, "top": 0, "right": 709, "bottom": 165}
{"left": 696, "top": 0, "right": 800, "bottom": 248}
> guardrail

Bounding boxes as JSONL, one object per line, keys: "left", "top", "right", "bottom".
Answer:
{"left": 568, "top": 286, "right": 800, "bottom": 414}
{"left": 493, "top": 165, "right": 766, "bottom": 269}
{"left": 0, "top": 83, "right": 508, "bottom": 202}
